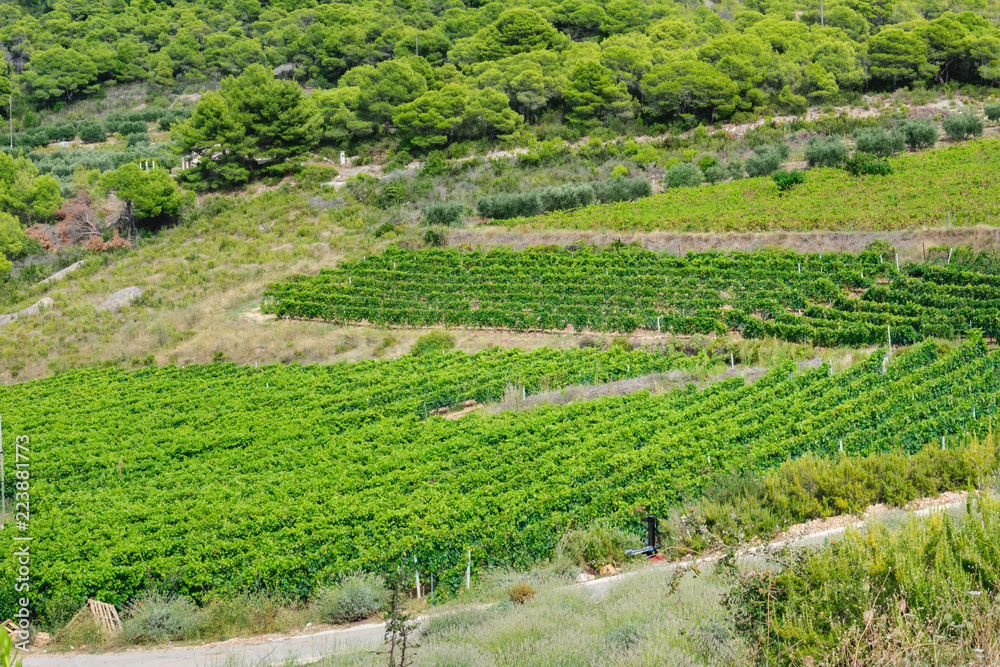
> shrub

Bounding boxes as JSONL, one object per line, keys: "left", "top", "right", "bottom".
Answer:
{"left": 45, "top": 122, "right": 77, "bottom": 143}
{"left": 803, "top": 136, "right": 848, "bottom": 167}
{"left": 896, "top": 118, "right": 938, "bottom": 150}
{"left": 664, "top": 162, "right": 704, "bottom": 188}
{"left": 296, "top": 164, "right": 338, "bottom": 188}
{"left": 77, "top": 120, "right": 107, "bottom": 144}
{"left": 942, "top": 111, "right": 984, "bottom": 141}
{"left": 844, "top": 152, "right": 893, "bottom": 176}
{"left": 13, "top": 130, "right": 48, "bottom": 149}
{"left": 424, "top": 228, "right": 447, "bottom": 246}
{"left": 121, "top": 592, "right": 202, "bottom": 644}
{"left": 420, "top": 150, "right": 448, "bottom": 177}
{"left": 697, "top": 155, "right": 718, "bottom": 172}
{"left": 506, "top": 583, "right": 537, "bottom": 605}
{"left": 126, "top": 132, "right": 151, "bottom": 147}
{"left": 198, "top": 591, "right": 295, "bottom": 640}
{"left": 771, "top": 169, "right": 806, "bottom": 191}
{"left": 725, "top": 159, "right": 744, "bottom": 180}
{"left": 410, "top": 330, "right": 456, "bottom": 356}
{"left": 110, "top": 120, "right": 148, "bottom": 135}
{"left": 374, "top": 222, "right": 398, "bottom": 238}
{"left": 313, "top": 572, "right": 388, "bottom": 624}
{"left": 592, "top": 176, "right": 652, "bottom": 203}
{"left": 728, "top": 494, "right": 1000, "bottom": 664}
{"left": 703, "top": 164, "right": 726, "bottom": 184}
{"left": 476, "top": 192, "right": 541, "bottom": 219}
{"left": 985, "top": 103, "right": 1000, "bottom": 122}
{"left": 853, "top": 127, "right": 904, "bottom": 158}
{"left": 157, "top": 109, "right": 191, "bottom": 131}
{"left": 556, "top": 519, "right": 642, "bottom": 568}
{"left": 424, "top": 202, "right": 463, "bottom": 226}
{"left": 744, "top": 144, "right": 789, "bottom": 177}
{"left": 538, "top": 183, "right": 595, "bottom": 212}
{"left": 375, "top": 180, "right": 407, "bottom": 209}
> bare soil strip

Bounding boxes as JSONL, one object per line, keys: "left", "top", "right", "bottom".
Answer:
{"left": 449, "top": 225, "right": 1000, "bottom": 264}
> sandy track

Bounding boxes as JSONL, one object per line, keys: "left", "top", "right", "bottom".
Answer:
{"left": 449, "top": 225, "right": 1000, "bottom": 265}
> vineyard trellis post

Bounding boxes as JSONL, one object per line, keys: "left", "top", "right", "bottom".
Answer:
{"left": 414, "top": 555, "right": 420, "bottom": 598}
{"left": 466, "top": 551, "right": 471, "bottom": 590}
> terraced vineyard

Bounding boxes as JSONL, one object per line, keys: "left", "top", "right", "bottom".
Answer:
{"left": 263, "top": 246, "right": 1000, "bottom": 345}
{"left": 1, "top": 338, "right": 996, "bottom": 617}
{"left": 512, "top": 140, "right": 1000, "bottom": 232}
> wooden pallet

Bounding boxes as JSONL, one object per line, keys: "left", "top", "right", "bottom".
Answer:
{"left": 64, "top": 599, "right": 122, "bottom": 637}
{"left": 1, "top": 619, "right": 18, "bottom": 639}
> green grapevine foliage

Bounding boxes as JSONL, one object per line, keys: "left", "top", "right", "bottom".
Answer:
{"left": 512, "top": 141, "right": 1000, "bottom": 232}
{"left": 263, "top": 246, "right": 1000, "bottom": 345}
{"left": 0, "top": 340, "right": 997, "bottom": 621}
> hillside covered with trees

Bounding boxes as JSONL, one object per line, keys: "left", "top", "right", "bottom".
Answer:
{"left": 3, "top": 0, "right": 1000, "bottom": 150}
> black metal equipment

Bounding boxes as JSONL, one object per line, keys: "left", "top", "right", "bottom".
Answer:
{"left": 624, "top": 516, "right": 660, "bottom": 558}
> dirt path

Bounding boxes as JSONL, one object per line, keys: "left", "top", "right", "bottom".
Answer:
{"left": 22, "top": 490, "right": 976, "bottom": 667}
{"left": 444, "top": 360, "right": 820, "bottom": 420}
{"left": 22, "top": 621, "right": 387, "bottom": 666}
{"left": 449, "top": 225, "right": 1000, "bottom": 265}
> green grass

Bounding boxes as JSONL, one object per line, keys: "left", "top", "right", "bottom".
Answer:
{"left": 516, "top": 140, "right": 1000, "bottom": 232}
{"left": 0, "top": 187, "right": 385, "bottom": 381}
{"left": 314, "top": 567, "right": 747, "bottom": 667}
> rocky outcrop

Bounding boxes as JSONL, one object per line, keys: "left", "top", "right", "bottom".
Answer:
{"left": 98, "top": 287, "right": 143, "bottom": 313}
{"left": 39, "top": 260, "right": 86, "bottom": 285}
{"left": 0, "top": 298, "right": 54, "bottom": 326}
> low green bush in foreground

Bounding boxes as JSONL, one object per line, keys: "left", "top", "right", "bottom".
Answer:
{"left": 314, "top": 573, "right": 389, "bottom": 624}
{"left": 667, "top": 431, "right": 1000, "bottom": 554}
{"left": 727, "top": 490, "right": 1000, "bottom": 665}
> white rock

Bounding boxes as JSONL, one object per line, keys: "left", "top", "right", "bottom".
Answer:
{"left": 39, "top": 260, "right": 86, "bottom": 285}
{"left": 575, "top": 572, "right": 595, "bottom": 583}
{"left": 0, "top": 297, "right": 54, "bottom": 326}
{"left": 98, "top": 287, "right": 143, "bottom": 313}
